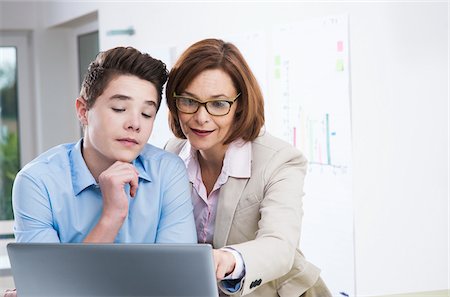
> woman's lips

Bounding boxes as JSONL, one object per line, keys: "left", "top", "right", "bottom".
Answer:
{"left": 191, "top": 128, "right": 213, "bottom": 137}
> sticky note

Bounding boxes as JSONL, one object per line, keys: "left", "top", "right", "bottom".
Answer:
{"left": 275, "top": 55, "right": 281, "bottom": 66}
{"left": 275, "top": 68, "right": 281, "bottom": 79}
{"left": 336, "top": 59, "right": 344, "bottom": 71}
{"left": 337, "top": 41, "right": 343, "bottom": 52}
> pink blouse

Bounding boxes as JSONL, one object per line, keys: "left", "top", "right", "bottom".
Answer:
{"left": 178, "top": 139, "right": 252, "bottom": 244}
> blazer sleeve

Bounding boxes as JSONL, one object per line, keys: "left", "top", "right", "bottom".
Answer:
{"left": 226, "top": 145, "right": 307, "bottom": 296}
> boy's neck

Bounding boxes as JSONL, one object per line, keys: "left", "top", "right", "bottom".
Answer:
{"left": 81, "top": 140, "right": 114, "bottom": 182}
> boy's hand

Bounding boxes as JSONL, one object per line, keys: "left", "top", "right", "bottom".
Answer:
{"left": 98, "top": 161, "right": 139, "bottom": 221}
{"left": 84, "top": 161, "right": 139, "bottom": 243}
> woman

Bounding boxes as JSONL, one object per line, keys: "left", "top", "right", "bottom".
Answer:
{"left": 165, "top": 38, "right": 331, "bottom": 297}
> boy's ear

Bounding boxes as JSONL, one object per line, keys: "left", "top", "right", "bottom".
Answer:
{"left": 76, "top": 97, "right": 89, "bottom": 126}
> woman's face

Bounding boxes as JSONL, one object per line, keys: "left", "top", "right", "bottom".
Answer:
{"left": 177, "top": 69, "right": 239, "bottom": 157}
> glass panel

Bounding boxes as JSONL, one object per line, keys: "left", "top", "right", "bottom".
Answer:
{"left": 0, "top": 47, "right": 20, "bottom": 220}
{"left": 77, "top": 31, "right": 99, "bottom": 87}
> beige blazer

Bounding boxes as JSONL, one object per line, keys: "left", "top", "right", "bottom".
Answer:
{"left": 166, "top": 131, "right": 322, "bottom": 297}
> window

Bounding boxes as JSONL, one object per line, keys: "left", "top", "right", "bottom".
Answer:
{"left": 0, "top": 46, "right": 20, "bottom": 221}
{"left": 77, "top": 30, "right": 99, "bottom": 87}
{"left": 0, "top": 33, "right": 33, "bottom": 287}
{"left": 0, "top": 33, "right": 34, "bottom": 226}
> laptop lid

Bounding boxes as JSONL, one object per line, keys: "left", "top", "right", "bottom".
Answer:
{"left": 7, "top": 243, "right": 219, "bottom": 297}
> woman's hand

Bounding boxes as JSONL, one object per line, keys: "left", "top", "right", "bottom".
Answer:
{"left": 213, "top": 249, "right": 236, "bottom": 280}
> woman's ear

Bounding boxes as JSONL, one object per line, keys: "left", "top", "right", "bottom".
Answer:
{"left": 75, "top": 97, "right": 89, "bottom": 126}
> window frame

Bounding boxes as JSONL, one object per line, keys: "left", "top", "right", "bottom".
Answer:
{"left": 0, "top": 32, "right": 35, "bottom": 229}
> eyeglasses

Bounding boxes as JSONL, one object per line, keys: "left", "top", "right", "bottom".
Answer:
{"left": 173, "top": 92, "right": 240, "bottom": 116}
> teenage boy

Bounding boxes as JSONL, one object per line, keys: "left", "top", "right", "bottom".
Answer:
{"left": 11, "top": 46, "right": 196, "bottom": 244}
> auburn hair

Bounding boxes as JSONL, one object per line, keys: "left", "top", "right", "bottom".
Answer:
{"left": 166, "top": 38, "right": 265, "bottom": 144}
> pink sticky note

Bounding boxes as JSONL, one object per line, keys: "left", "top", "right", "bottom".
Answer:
{"left": 337, "top": 41, "right": 343, "bottom": 52}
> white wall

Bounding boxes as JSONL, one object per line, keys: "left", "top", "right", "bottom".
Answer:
{"left": 1, "top": 2, "right": 448, "bottom": 296}
{"left": 348, "top": 4, "right": 448, "bottom": 295}
{"left": 0, "top": 1, "right": 38, "bottom": 30}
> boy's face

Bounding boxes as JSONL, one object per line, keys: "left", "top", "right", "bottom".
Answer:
{"left": 78, "top": 74, "right": 158, "bottom": 165}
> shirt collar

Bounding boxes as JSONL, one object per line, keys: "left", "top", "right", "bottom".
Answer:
{"left": 179, "top": 141, "right": 200, "bottom": 184}
{"left": 70, "top": 139, "right": 97, "bottom": 196}
{"left": 222, "top": 139, "right": 251, "bottom": 178}
{"left": 70, "top": 139, "right": 152, "bottom": 196}
{"left": 133, "top": 155, "right": 152, "bottom": 183}
{"left": 179, "top": 139, "right": 252, "bottom": 182}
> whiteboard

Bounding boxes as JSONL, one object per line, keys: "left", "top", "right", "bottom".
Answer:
{"left": 267, "top": 15, "right": 354, "bottom": 296}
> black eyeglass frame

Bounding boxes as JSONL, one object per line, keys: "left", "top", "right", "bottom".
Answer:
{"left": 173, "top": 92, "right": 241, "bottom": 116}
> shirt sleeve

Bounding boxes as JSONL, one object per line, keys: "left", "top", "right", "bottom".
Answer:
{"left": 12, "top": 172, "right": 60, "bottom": 243}
{"left": 155, "top": 157, "right": 197, "bottom": 244}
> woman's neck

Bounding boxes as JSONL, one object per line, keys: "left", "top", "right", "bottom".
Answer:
{"left": 197, "top": 144, "right": 228, "bottom": 172}
{"left": 197, "top": 145, "right": 228, "bottom": 195}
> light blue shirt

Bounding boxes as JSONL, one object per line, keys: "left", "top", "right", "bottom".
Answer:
{"left": 12, "top": 139, "right": 197, "bottom": 244}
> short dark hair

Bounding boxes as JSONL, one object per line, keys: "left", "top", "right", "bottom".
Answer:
{"left": 166, "top": 38, "right": 265, "bottom": 144}
{"left": 80, "top": 46, "right": 168, "bottom": 111}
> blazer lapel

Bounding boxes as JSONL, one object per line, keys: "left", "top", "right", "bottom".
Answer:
{"left": 213, "top": 177, "right": 248, "bottom": 248}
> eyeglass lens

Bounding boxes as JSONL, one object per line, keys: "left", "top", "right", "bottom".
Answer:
{"left": 176, "top": 97, "right": 232, "bottom": 116}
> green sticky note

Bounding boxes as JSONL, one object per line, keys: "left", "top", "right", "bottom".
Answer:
{"left": 275, "top": 68, "right": 280, "bottom": 79}
{"left": 336, "top": 59, "right": 344, "bottom": 71}
{"left": 275, "top": 56, "right": 281, "bottom": 66}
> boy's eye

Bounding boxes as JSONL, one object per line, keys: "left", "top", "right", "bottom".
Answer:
{"left": 112, "top": 108, "right": 125, "bottom": 112}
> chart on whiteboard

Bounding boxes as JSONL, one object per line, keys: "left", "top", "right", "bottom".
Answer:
{"left": 267, "top": 15, "right": 355, "bottom": 296}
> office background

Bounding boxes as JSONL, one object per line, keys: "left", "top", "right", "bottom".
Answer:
{"left": 0, "top": 1, "right": 448, "bottom": 296}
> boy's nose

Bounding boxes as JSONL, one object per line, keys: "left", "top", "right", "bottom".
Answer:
{"left": 126, "top": 115, "right": 141, "bottom": 131}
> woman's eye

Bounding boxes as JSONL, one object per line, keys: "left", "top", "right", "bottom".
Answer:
{"left": 211, "top": 101, "right": 228, "bottom": 108}
{"left": 112, "top": 108, "right": 125, "bottom": 112}
{"left": 182, "top": 98, "right": 197, "bottom": 106}
{"left": 142, "top": 113, "right": 153, "bottom": 119}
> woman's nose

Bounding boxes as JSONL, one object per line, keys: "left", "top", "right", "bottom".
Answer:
{"left": 193, "top": 105, "right": 211, "bottom": 124}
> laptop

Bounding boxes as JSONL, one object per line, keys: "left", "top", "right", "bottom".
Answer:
{"left": 7, "top": 243, "right": 219, "bottom": 297}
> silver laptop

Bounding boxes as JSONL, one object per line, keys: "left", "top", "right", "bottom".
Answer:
{"left": 7, "top": 243, "right": 219, "bottom": 297}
